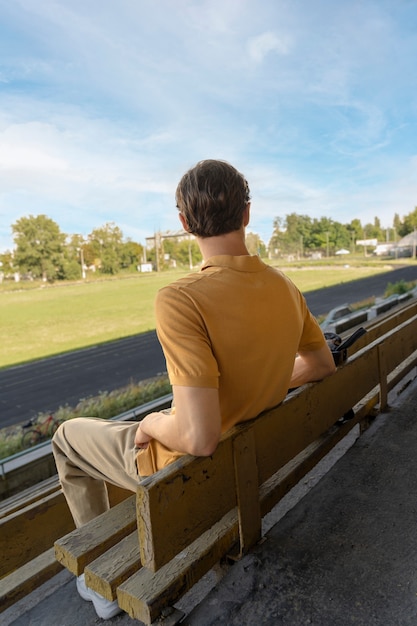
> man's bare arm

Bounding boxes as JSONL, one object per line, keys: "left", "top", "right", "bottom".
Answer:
{"left": 135, "top": 385, "right": 222, "bottom": 457}
{"left": 289, "top": 344, "right": 336, "bottom": 389}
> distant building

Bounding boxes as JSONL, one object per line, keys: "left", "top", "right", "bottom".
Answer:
{"left": 145, "top": 230, "right": 194, "bottom": 250}
{"left": 372, "top": 232, "right": 417, "bottom": 258}
{"left": 373, "top": 243, "right": 396, "bottom": 256}
{"left": 396, "top": 231, "right": 417, "bottom": 257}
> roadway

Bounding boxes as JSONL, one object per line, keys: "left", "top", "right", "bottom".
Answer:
{"left": 1, "top": 264, "right": 417, "bottom": 429}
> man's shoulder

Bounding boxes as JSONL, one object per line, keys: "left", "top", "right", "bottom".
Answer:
{"left": 162, "top": 270, "right": 206, "bottom": 292}
{"left": 155, "top": 272, "right": 206, "bottom": 306}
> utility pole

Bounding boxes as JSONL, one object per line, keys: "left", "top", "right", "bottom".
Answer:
{"left": 155, "top": 231, "right": 160, "bottom": 272}
{"left": 78, "top": 236, "right": 86, "bottom": 279}
{"left": 80, "top": 246, "right": 86, "bottom": 279}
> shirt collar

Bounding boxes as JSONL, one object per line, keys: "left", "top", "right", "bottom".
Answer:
{"left": 201, "top": 255, "right": 265, "bottom": 273}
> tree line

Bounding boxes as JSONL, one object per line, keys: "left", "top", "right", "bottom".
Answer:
{"left": 268, "top": 208, "right": 417, "bottom": 259}
{"left": 1, "top": 207, "right": 416, "bottom": 282}
{"left": 0, "top": 215, "right": 203, "bottom": 281}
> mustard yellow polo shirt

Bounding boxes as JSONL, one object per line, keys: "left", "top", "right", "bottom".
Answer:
{"left": 136, "top": 255, "right": 325, "bottom": 475}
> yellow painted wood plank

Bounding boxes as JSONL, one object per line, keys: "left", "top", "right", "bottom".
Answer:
{"left": 54, "top": 495, "right": 136, "bottom": 576}
{"left": 254, "top": 347, "right": 380, "bottom": 486}
{"left": 118, "top": 508, "right": 240, "bottom": 625}
{"left": 1, "top": 491, "right": 74, "bottom": 577}
{"left": 0, "top": 476, "right": 61, "bottom": 519}
{"left": 259, "top": 419, "right": 358, "bottom": 517}
{"left": 85, "top": 532, "right": 141, "bottom": 601}
{"left": 137, "top": 441, "right": 236, "bottom": 572}
{"left": 379, "top": 316, "right": 417, "bottom": 373}
{"left": 378, "top": 343, "right": 389, "bottom": 410}
{"left": 387, "top": 350, "right": 417, "bottom": 392}
{"left": 0, "top": 548, "right": 62, "bottom": 612}
{"left": 232, "top": 428, "right": 261, "bottom": 554}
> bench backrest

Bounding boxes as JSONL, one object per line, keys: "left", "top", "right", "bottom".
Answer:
{"left": 137, "top": 311, "right": 417, "bottom": 572}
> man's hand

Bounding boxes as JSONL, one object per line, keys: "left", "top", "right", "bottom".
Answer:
{"left": 134, "top": 422, "right": 153, "bottom": 450}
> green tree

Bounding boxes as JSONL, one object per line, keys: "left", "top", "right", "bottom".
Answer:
{"left": 363, "top": 217, "right": 384, "bottom": 241}
{"left": 59, "top": 234, "right": 87, "bottom": 280}
{"left": 246, "top": 232, "right": 266, "bottom": 256}
{"left": 88, "top": 223, "right": 124, "bottom": 274}
{"left": 402, "top": 207, "right": 417, "bottom": 236}
{"left": 346, "top": 219, "right": 363, "bottom": 252}
{"left": 269, "top": 217, "right": 286, "bottom": 257}
{"left": 331, "top": 221, "right": 351, "bottom": 251}
{"left": 161, "top": 237, "right": 202, "bottom": 268}
{"left": 393, "top": 213, "right": 402, "bottom": 240}
{"left": 12, "top": 214, "right": 66, "bottom": 281}
{"left": 0, "top": 250, "right": 14, "bottom": 276}
{"left": 285, "top": 214, "right": 313, "bottom": 255}
{"left": 310, "top": 217, "right": 333, "bottom": 253}
{"left": 120, "top": 240, "right": 144, "bottom": 269}
{"left": 177, "top": 239, "right": 202, "bottom": 267}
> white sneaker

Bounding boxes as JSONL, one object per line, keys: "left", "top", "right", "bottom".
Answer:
{"left": 76, "top": 573, "right": 122, "bottom": 619}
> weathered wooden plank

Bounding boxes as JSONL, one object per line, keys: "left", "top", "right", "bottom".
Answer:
{"left": 378, "top": 315, "right": 417, "bottom": 373}
{"left": 54, "top": 495, "right": 136, "bottom": 576}
{"left": 1, "top": 480, "right": 131, "bottom": 580}
{"left": 343, "top": 301, "right": 417, "bottom": 356}
{"left": 232, "top": 428, "right": 261, "bottom": 555}
{"left": 254, "top": 346, "right": 380, "bottom": 486}
{"left": 378, "top": 343, "right": 388, "bottom": 410}
{"left": 0, "top": 475, "right": 61, "bottom": 519}
{"left": 137, "top": 439, "right": 237, "bottom": 572}
{"left": 259, "top": 419, "right": 359, "bottom": 518}
{"left": 85, "top": 532, "right": 141, "bottom": 601}
{"left": 1, "top": 490, "right": 75, "bottom": 577}
{"left": 387, "top": 350, "right": 417, "bottom": 392}
{"left": 118, "top": 507, "right": 240, "bottom": 625}
{"left": 0, "top": 548, "right": 62, "bottom": 612}
{"left": 365, "top": 302, "right": 417, "bottom": 336}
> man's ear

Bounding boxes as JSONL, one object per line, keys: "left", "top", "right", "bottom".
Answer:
{"left": 179, "top": 212, "right": 191, "bottom": 232}
{"left": 243, "top": 203, "right": 251, "bottom": 227}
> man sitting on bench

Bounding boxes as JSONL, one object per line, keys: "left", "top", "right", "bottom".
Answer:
{"left": 52, "top": 159, "right": 335, "bottom": 619}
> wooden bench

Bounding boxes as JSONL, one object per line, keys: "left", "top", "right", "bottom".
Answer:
{"left": 0, "top": 397, "right": 172, "bottom": 613}
{"left": 0, "top": 475, "right": 132, "bottom": 611}
{"left": 54, "top": 307, "right": 417, "bottom": 625}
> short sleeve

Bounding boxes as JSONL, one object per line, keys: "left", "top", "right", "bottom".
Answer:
{"left": 155, "top": 285, "right": 220, "bottom": 388}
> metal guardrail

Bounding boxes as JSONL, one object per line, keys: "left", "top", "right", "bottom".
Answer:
{"left": 323, "top": 290, "right": 417, "bottom": 335}
{"left": 0, "top": 394, "right": 173, "bottom": 481}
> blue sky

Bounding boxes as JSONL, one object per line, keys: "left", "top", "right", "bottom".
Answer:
{"left": 1, "top": 0, "right": 417, "bottom": 252}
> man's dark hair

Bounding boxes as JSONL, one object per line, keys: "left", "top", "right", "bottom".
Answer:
{"left": 176, "top": 159, "right": 251, "bottom": 238}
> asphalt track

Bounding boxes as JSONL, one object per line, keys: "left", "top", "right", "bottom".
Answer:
{"left": 1, "top": 264, "right": 417, "bottom": 429}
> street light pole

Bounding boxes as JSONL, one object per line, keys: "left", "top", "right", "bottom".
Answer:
{"left": 80, "top": 246, "right": 86, "bottom": 279}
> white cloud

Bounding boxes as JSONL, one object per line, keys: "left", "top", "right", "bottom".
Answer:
{"left": 0, "top": 122, "right": 68, "bottom": 171}
{"left": 1, "top": 0, "right": 417, "bottom": 253}
{"left": 247, "top": 31, "right": 291, "bottom": 63}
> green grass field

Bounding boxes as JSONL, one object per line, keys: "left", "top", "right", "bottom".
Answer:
{"left": 0, "top": 261, "right": 405, "bottom": 368}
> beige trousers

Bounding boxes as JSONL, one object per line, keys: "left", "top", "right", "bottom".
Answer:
{"left": 52, "top": 417, "right": 140, "bottom": 527}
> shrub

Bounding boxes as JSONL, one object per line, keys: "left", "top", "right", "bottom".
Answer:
{"left": 384, "top": 279, "right": 415, "bottom": 297}
{"left": 0, "top": 375, "right": 171, "bottom": 459}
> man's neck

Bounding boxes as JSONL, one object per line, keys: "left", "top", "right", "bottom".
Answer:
{"left": 197, "top": 228, "right": 250, "bottom": 261}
